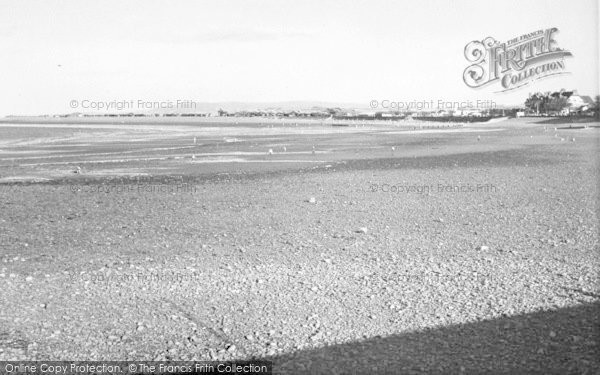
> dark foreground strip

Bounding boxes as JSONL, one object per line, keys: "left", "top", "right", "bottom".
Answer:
{"left": 0, "top": 362, "right": 272, "bottom": 375}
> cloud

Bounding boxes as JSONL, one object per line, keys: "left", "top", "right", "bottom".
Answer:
{"left": 152, "top": 28, "right": 313, "bottom": 44}
{"left": 0, "top": 25, "right": 14, "bottom": 38}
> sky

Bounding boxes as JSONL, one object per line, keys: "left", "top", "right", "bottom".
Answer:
{"left": 0, "top": 0, "right": 598, "bottom": 116}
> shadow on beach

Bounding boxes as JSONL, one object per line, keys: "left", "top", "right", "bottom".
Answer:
{"left": 266, "top": 302, "right": 599, "bottom": 374}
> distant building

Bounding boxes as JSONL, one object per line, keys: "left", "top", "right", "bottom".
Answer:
{"left": 569, "top": 95, "right": 594, "bottom": 110}
{"left": 452, "top": 109, "right": 482, "bottom": 117}
{"left": 356, "top": 111, "right": 376, "bottom": 117}
{"left": 563, "top": 94, "right": 595, "bottom": 115}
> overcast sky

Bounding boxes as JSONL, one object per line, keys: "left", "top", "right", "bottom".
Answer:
{"left": 0, "top": 0, "right": 598, "bottom": 115}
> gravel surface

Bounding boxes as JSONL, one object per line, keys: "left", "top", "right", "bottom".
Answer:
{"left": 0, "top": 119, "right": 598, "bottom": 373}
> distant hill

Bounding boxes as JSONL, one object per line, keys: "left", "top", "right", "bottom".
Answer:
{"left": 147, "top": 101, "right": 368, "bottom": 114}
{"left": 1, "top": 100, "right": 526, "bottom": 118}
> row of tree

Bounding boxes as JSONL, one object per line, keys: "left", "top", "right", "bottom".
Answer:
{"left": 524, "top": 90, "right": 572, "bottom": 114}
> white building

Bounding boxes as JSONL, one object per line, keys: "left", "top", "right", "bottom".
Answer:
{"left": 561, "top": 94, "right": 595, "bottom": 115}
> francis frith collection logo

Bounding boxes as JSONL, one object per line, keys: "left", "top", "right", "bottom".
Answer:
{"left": 463, "top": 28, "right": 572, "bottom": 92}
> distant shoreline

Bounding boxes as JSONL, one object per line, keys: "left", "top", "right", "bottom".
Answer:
{"left": 2, "top": 115, "right": 598, "bottom": 127}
